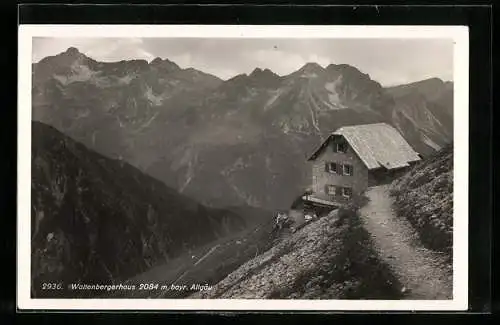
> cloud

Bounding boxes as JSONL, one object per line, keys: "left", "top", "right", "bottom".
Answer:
{"left": 32, "top": 37, "right": 453, "bottom": 86}
{"left": 86, "top": 38, "right": 155, "bottom": 62}
{"left": 32, "top": 37, "right": 155, "bottom": 62}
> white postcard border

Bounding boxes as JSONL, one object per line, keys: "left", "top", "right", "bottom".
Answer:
{"left": 17, "top": 24, "right": 469, "bottom": 311}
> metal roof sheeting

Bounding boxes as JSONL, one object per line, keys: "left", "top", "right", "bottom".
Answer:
{"left": 333, "top": 123, "right": 421, "bottom": 170}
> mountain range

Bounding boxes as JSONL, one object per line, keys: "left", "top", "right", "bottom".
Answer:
{"left": 32, "top": 47, "right": 453, "bottom": 210}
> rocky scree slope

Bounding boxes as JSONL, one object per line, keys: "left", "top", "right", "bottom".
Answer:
{"left": 31, "top": 121, "right": 246, "bottom": 298}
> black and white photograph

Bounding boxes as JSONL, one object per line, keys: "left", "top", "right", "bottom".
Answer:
{"left": 17, "top": 25, "right": 469, "bottom": 311}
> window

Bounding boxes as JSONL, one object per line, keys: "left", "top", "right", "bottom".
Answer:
{"left": 325, "top": 185, "right": 336, "bottom": 195}
{"left": 325, "top": 162, "right": 337, "bottom": 174}
{"left": 342, "top": 187, "right": 353, "bottom": 198}
{"left": 325, "top": 162, "right": 353, "bottom": 176}
{"left": 343, "top": 164, "right": 353, "bottom": 176}
{"left": 335, "top": 142, "right": 348, "bottom": 153}
{"left": 326, "top": 185, "right": 352, "bottom": 198}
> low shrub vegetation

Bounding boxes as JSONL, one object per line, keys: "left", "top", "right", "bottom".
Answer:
{"left": 390, "top": 145, "right": 453, "bottom": 258}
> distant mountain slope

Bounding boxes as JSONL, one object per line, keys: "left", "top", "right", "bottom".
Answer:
{"left": 386, "top": 78, "right": 453, "bottom": 153}
{"left": 386, "top": 78, "right": 453, "bottom": 111}
{"left": 32, "top": 48, "right": 453, "bottom": 210}
{"left": 31, "top": 121, "right": 245, "bottom": 298}
{"left": 390, "top": 144, "right": 453, "bottom": 257}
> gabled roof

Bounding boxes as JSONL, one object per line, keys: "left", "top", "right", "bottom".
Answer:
{"left": 307, "top": 123, "right": 421, "bottom": 170}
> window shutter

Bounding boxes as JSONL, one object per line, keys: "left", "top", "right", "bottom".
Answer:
{"left": 324, "top": 184, "right": 329, "bottom": 194}
{"left": 335, "top": 186, "right": 342, "bottom": 196}
{"left": 337, "top": 163, "right": 342, "bottom": 176}
{"left": 325, "top": 163, "right": 329, "bottom": 172}
{"left": 351, "top": 165, "right": 354, "bottom": 176}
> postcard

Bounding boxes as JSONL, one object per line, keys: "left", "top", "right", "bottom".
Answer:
{"left": 18, "top": 24, "right": 469, "bottom": 311}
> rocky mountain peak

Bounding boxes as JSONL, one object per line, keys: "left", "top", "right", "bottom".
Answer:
{"left": 425, "top": 77, "right": 445, "bottom": 84}
{"left": 249, "top": 67, "right": 279, "bottom": 80}
{"left": 325, "top": 63, "right": 380, "bottom": 91}
{"left": 331, "top": 63, "right": 367, "bottom": 76}
{"left": 406, "top": 77, "right": 445, "bottom": 89}
{"left": 149, "top": 57, "right": 181, "bottom": 72}
{"left": 443, "top": 81, "right": 453, "bottom": 90}
{"left": 298, "top": 62, "right": 324, "bottom": 74}
{"left": 65, "top": 47, "right": 81, "bottom": 55}
{"left": 57, "top": 47, "right": 88, "bottom": 62}
{"left": 226, "top": 73, "right": 248, "bottom": 82}
{"left": 387, "top": 77, "right": 451, "bottom": 99}
{"left": 33, "top": 47, "right": 93, "bottom": 83}
{"left": 150, "top": 57, "right": 163, "bottom": 65}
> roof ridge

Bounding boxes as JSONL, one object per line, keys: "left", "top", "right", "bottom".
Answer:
{"left": 333, "top": 122, "right": 392, "bottom": 134}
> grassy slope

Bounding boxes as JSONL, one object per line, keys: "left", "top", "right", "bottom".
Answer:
{"left": 268, "top": 209, "right": 405, "bottom": 300}
{"left": 191, "top": 203, "right": 405, "bottom": 300}
{"left": 390, "top": 144, "right": 453, "bottom": 257}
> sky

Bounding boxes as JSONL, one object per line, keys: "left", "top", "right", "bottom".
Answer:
{"left": 32, "top": 37, "right": 454, "bottom": 87}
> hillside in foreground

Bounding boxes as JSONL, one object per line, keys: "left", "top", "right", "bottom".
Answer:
{"left": 390, "top": 144, "right": 453, "bottom": 257}
{"left": 31, "top": 121, "right": 246, "bottom": 298}
{"left": 187, "top": 146, "right": 454, "bottom": 300}
{"left": 191, "top": 208, "right": 405, "bottom": 300}
{"left": 105, "top": 214, "right": 277, "bottom": 299}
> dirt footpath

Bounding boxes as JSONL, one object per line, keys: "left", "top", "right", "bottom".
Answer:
{"left": 359, "top": 185, "right": 453, "bottom": 300}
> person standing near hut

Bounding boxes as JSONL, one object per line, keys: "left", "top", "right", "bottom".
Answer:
{"left": 275, "top": 212, "right": 288, "bottom": 230}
